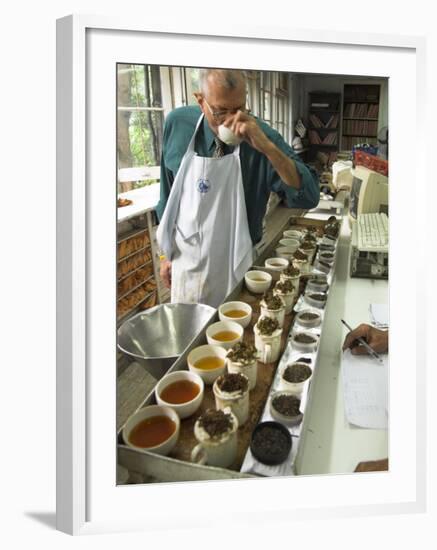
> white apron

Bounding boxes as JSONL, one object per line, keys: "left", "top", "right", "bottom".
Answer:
{"left": 156, "top": 114, "right": 253, "bottom": 308}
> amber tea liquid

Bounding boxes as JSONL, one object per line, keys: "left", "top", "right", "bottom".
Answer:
{"left": 194, "top": 356, "right": 225, "bottom": 370}
{"left": 223, "top": 309, "right": 247, "bottom": 318}
{"left": 129, "top": 415, "right": 176, "bottom": 448}
{"left": 160, "top": 380, "right": 200, "bottom": 404}
{"left": 213, "top": 331, "right": 239, "bottom": 342}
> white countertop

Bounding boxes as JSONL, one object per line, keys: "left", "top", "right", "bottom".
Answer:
{"left": 117, "top": 184, "right": 160, "bottom": 223}
{"left": 295, "top": 213, "right": 389, "bottom": 474}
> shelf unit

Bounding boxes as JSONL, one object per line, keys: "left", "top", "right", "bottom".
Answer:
{"left": 341, "top": 84, "right": 380, "bottom": 151}
{"left": 117, "top": 211, "right": 163, "bottom": 324}
{"left": 307, "top": 91, "right": 341, "bottom": 166}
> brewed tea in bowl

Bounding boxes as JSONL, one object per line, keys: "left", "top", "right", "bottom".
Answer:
{"left": 206, "top": 320, "right": 244, "bottom": 350}
{"left": 218, "top": 301, "right": 252, "bottom": 328}
{"left": 122, "top": 404, "right": 180, "bottom": 456}
{"left": 155, "top": 370, "right": 204, "bottom": 419}
{"left": 244, "top": 270, "right": 272, "bottom": 293}
{"left": 187, "top": 344, "right": 227, "bottom": 385}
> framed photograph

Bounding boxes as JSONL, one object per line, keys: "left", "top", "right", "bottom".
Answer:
{"left": 57, "top": 15, "right": 426, "bottom": 535}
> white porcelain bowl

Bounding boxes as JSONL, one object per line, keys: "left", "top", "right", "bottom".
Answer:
{"left": 319, "top": 243, "right": 335, "bottom": 253}
{"left": 122, "top": 404, "right": 180, "bottom": 456}
{"left": 206, "top": 320, "right": 244, "bottom": 350}
{"left": 319, "top": 251, "right": 335, "bottom": 265}
{"left": 275, "top": 246, "right": 297, "bottom": 260}
{"left": 218, "top": 124, "right": 243, "bottom": 145}
{"left": 218, "top": 301, "right": 252, "bottom": 328}
{"left": 270, "top": 391, "right": 304, "bottom": 426}
{"left": 322, "top": 235, "right": 337, "bottom": 246}
{"left": 244, "top": 270, "right": 272, "bottom": 294}
{"left": 278, "top": 238, "right": 300, "bottom": 250}
{"left": 305, "top": 292, "right": 327, "bottom": 309}
{"left": 295, "top": 309, "right": 322, "bottom": 329}
{"left": 155, "top": 370, "right": 204, "bottom": 419}
{"left": 314, "top": 259, "right": 331, "bottom": 274}
{"left": 187, "top": 344, "right": 228, "bottom": 385}
{"left": 306, "top": 276, "right": 329, "bottom": 293}
{"left": 290, "top": 331, "right": 319, "bottom": 353}
{"left": 264, "top": 257, "right": 289, "bottom": 272}
{"left": 280, "top": 362, "right": 313, "bottom": 394}
{"left": 283, "top": 229, "right": 303, "bottom": 240}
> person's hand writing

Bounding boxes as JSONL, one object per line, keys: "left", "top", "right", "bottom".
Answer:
{"left": 342, "top": 323, "right": 388, "bottom": 355}
{"left": 159, "top": 259, "right": 172, "bottom": 289}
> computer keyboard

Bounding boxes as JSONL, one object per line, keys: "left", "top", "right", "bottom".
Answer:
{"left": 356, "top": 212, "right": 389, "bottom": 252}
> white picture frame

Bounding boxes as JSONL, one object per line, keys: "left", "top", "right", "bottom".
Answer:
{"left": 56, "top": 14, "right": 427, "bottom": 535}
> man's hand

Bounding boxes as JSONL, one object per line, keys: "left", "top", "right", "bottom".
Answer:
{"left": 224, "top": 111, "right": 301, "bottom": 189}
{"left": 342, "top": 323, "right": 389, "bottom": 355}
{"left": 159, "top": 259, "right": 172, "bottom": 289}
{"left": 224, "top": 111, "right": 271, "bottom": 154}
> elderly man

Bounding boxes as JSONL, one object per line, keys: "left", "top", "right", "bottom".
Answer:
{"left": 156, "top": 68, "right": 319, "bottom": 307}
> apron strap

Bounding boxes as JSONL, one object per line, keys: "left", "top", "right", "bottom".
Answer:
{"left": 186, "top": 114, "right": 205, "bottom": 153}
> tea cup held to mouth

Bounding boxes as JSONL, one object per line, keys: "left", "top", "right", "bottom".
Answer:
{"left": 217, "top": 124, "right": 243, "bottom": 146}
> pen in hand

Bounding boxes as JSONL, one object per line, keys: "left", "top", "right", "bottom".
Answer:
{"left": 341, "top": 319, "right": 384, "bottom": 363}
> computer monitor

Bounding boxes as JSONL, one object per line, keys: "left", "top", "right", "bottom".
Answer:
{"left": 348, "top": 165, "right": 388, "bottom": 225}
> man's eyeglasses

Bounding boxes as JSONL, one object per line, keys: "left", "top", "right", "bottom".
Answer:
{"left": 203, "top": 98, "right": 248, "bottom": 122}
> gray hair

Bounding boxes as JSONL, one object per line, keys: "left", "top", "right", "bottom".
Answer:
{"left": 199, "top": 68, "right": 247, "bottom": 96}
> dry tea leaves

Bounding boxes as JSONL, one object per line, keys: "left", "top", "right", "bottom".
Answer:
{"left": 257, "top": 316, "right": 280, "bottom": 336}
{"left": 299, "top": 312, "right": 320, "bottom": 321}
{"left": 294, "top": 249, "right": 308, "bottom": 261}
{"left": 275, "top": 279, "right": 294, "bottom": 294}
{"left": 251, "top": 424, "right": 291, "bottom": 464}
{"left": 217, "top": 372, "right": 248, "bottom": 394}
{"left": 262, "top": 290, "right": 283, "bottom": 310}
{"left": 272, "top": 394, "right": 301, "bottom": 417}
{"left": 309, "top": 275, "right": 327, "bottom": 284}
{"left": 198, "top": 409, "right": 233, "bottom": 438}
{"left": 283, "top": 363, "right": 312, "bottom": 383}
{"left": 308, "top": 293, "right": 326, "bottom": 302}
{"left": 320, "top": 252, "right": 334, "bottom": 260}
{"left": 227, "top": 341, "right": 258, "bottom": 365}
{"left": 283, "top": 265, "right": 300, "bottom": 277}
{"left": 294, "top": 333, "right": 317, "bottom": 344}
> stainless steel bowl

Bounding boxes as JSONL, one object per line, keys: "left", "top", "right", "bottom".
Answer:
{"left": 117, "top": 303, "right": 216, "bottom": 379}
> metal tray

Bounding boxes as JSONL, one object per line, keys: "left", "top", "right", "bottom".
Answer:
{"left": 117, "top": 213, "right": 342, "bottom": 482}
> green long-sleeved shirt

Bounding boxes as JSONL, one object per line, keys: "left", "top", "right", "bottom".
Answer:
{"left": 156, "top": 106, "right": 319, "bottom": 245}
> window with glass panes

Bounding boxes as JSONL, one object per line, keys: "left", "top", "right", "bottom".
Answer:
{"left": 117, "top": 66, "right": 293, "bottom": 193}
